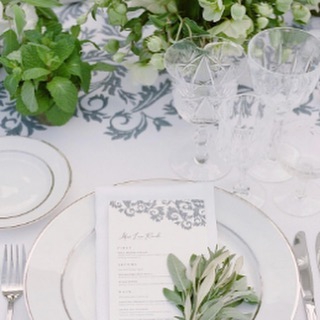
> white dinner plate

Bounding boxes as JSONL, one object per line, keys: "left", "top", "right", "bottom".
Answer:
{"left": 0, "top": 136, "right": 71, "bottom": 228}
{"left": 24, "top": 187, "right": 299, "bottom": 320}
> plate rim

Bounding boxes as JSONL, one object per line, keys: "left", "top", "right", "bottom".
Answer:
{"left": 0, "top": 136, "right": 72, "bottom": 228}
{"left": 24, "top": 185, "right": 299, "bottom": 320}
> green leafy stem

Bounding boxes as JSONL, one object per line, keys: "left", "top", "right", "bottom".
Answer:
{"left": 0, "top": 4, "right": 114, "bottom": 125}
{"left": 164, "top": 247, "right": 259, "bottom": 320}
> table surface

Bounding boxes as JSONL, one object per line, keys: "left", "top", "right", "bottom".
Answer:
{"left": 1, "top": 2, "right": 320, "bottom": 319}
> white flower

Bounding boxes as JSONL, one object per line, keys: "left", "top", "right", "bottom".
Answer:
{"left": 231, "top": 3, "right": 246, "bottom": 21}
{"left": 256, "top": 16, "right": 269, "bottom": 29}
{"left": 209, "top": 16, "right": 254, "bottom": 42}
{"left": 146, "top": 35, "right": 163, "bottom": 52}
{"left": 199, "top": 0, "right": 225, "bottom": 22}
{"left": 149, "top": 53, "right": 165, "bottom": 70}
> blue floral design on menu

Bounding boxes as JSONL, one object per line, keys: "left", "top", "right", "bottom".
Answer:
{"left": 109, "top": 199, "right": 206, "bottom": 230}
{"left": 0, "top": 2, "right": 178, "bottom": 139}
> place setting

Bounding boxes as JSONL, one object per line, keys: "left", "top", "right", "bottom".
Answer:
{"left": 23, "top": 181, "right": 300, "bottom": 320}
{"left": 1, "top": 0, "right": 320, "bottom": 319}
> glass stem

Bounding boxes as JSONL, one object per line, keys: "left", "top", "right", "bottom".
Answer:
{"left": 295, "top": 178, "right": 308, "bottom": 200}
{"left": 194, "top": 125, "right": 209, "bottom": 164}
{"left": 234, "top": 167, "right": 250, "bottom": 196}
{"left": 268, "top": 115, "right": 283, "bottom": 161}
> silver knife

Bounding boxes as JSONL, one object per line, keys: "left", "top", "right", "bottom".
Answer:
{"left": 315, "top": 232, "right": 320, "bottom": 272}
{"left": 293, "top": 231, "right": 317, "bottom": 320}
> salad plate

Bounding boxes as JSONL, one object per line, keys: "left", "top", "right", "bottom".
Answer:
{"left": 0, "top": 136, "right": 71, "bottom": 228}
{"left": 24, "top": 186, "right": 299, "bottom": 319}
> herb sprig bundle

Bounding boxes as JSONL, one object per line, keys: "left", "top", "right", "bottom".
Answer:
{"left": 0, "top": 2, "right": 113, "bottom": 126}
{"left": 164, "top": 247, "right": 259, "bottom": 320}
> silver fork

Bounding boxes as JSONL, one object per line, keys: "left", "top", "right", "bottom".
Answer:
{"left": 1, "top": 245, "right": 26, "bottom": 320}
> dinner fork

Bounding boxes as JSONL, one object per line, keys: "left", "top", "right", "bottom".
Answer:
{"left": 1, "top": 244, "right": 26, "bottom": 320}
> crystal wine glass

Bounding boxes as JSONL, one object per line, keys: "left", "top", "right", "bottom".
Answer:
{"left": 164, "top": 35, "right": 247, "bottom": 181}
{"left": 274, "top": 121, "right": 320, "bottom": 217}
{"left": 216, "top": 93, "right": 274, "bottom": 207}
{"left": 247, "top": 27, "right": 320, "bottom": 182}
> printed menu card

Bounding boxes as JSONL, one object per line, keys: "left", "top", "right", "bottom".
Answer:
{"left": 95, "top": 183, "right": 217, "bottom": 320}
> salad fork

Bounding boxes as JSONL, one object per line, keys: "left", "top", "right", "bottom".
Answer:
{"left": 1, "top": 244, "right": 26, "bottom": 320}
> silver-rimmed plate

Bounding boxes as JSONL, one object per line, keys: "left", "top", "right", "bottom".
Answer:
{"left": 24, "top": 187, "right": 299, "bottom": 319}
{"left": 0, "top": 136, "right": 71, "bottom": 228}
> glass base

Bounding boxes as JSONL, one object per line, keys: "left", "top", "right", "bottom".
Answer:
{"left": 274, "top": 182, "right": 320, "bottom": 217}
{"left": 218, "top": 173, "right": 266, "bottom": 208}
{"left": 170, "top": 143, "right": 230, "bottom": 181}
{"left": 249, "top": 158, "right": 292, "bottom": 183}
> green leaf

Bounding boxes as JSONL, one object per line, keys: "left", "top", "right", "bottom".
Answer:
{"left": 46, "top": 76, "right": 78, "bottom": 113}
{"left": 52, "top": 34, "right": 76, "bottom": 63}
{"left": 21, "top": 44, "right": 46, "bottom": 69}
{"left": 22, "top": 68, "right": 50, "bottom": 80}
{"left": 148, "top": 14, "right": 168, "bottom": 28}
{"left": 70, "top": 25, "right": 81, "bottom": 38}
{"left": 184, "top": 18, "right": 208, "bottom": 35}
{"left": 0, "top": 57, "right": 17, "bottom": 69}
{"left": 3, "top": 69, "right": 22, "bottom": 97}
{"left": 1, "top": 30, "right": 20, "bottom": 57}
{"left": 219, "top": 307, "right": 251, "bottom": 319}
{"left": 92, "top": 62, "right": 116, "bottom": 72}
{"left": 79, "top": 61, "right": 92, "bottom": 93}
{"left": 21, "top": 81, "right": 39, "bottom": 113}
{"left": 12, "top": 5, "right": 26, "bottom": 38}
{"left": 16, "top": 87, "right": 52, "bottom": 115}
{"left": 201, "top": 250, "right": 229, "bottom": 280}
{"left": 163, "top": 288, "right": 183, "bottom": 306}
{"left": 189, "top": 255, "right": 202, "bottom": 288}
{"left": 167, "top": 254, "right": 192, "bottom": 293}
{"left": 24, "top": 30, "right": 42, "bottom": 43}
{"left": 197, "top": 269, "right": 216, "bottom": 306}
{"left": 22, "top": 0, "right": 61, "bottom": 8}
{"left": 104, "top": 39, "right": 119, "bottom": 54}
{"left": 36, "top": 45, "right": 61, "bottom": 69}
{"left": 44, "top": 104, "right": 75, "bottom": 126}
{"left": 164, "top": 247, "right": 259, "bottom": 320}
{"left": 36, "top": 7, "right": 59, "bottom": 21}
{"left": 199, "top": 300, "right": 224, "bottom": 320}
{"left": 184, "top": 294, "right": 192, "bottom": 320}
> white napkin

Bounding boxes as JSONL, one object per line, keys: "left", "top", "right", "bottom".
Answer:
{"left": 95, "top": 182, "right": 217, "bottom": 320}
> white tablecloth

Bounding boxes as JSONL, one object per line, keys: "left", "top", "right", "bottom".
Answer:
{"left": 0, "top": 2, "right": 320, "bottom": 319}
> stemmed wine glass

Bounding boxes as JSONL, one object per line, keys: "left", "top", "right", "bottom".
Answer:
{"left": 216, "top": 93, "right": 274, "bottom": 207}
{"left": 274, "top": 121, "right": 320, "bottom": 217}
{"left": 247, "top": 27, "right": 320, "bottom": 182}
{"left": 164, "top": 35, "right": 247, "bottom": 181}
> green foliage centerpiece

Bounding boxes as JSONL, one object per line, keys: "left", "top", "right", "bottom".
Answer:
{"left": 83, "top": 0, "right": 319, "bottom": 84}
{"left": 0, "top": 0, "right": 112, "bottom": 126}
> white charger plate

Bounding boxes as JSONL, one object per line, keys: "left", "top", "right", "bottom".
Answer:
{"left": 0, "top": 136, "right": 71, "bottom": 228}
{"left": 24, "top": 187, "right": 299, "bottom": 320}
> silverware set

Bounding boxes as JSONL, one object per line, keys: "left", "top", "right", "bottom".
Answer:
{"left": 293, "top": 231, "right": 320, "bottom": 320}
{"left": 1, "top": 244, "right": 26, "bottom": 320}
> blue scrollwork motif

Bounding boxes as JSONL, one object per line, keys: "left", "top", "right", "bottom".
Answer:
{"left": 0, "top": 2, "right": 178, "bottom": 139}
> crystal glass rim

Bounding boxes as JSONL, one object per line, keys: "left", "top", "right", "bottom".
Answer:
{"left": 164, "top": 34, "right": 246, "bottom": 81}
{"left": 247, "top": 26, "right": 320, "bottom": 77}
